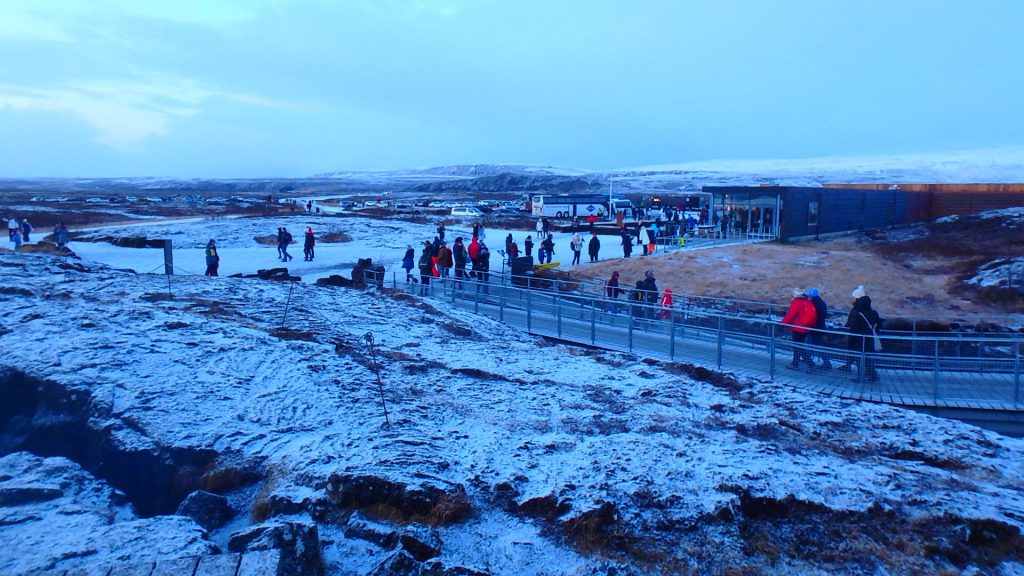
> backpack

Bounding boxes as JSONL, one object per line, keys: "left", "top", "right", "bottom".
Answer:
{"left": 284, "top": 232, "right": 293, "bottom": 244}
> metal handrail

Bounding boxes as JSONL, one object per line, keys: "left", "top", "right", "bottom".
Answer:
{"left": 394, "top": 270, "right": 1024, "bottom": 410}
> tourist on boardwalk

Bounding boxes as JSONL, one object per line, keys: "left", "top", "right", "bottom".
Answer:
{"left": 524, "top": 235, "right": 534, "bottom": 257}
{"left": 605, "top": 271, "right": 622, "bottom": 313}
{"left": 303, "top": 227, "right": 316, "bottom": 261}
{"left": 572, "top": 216, "right": 581, "bottom": 232}
{"left": 473, "top": 241, "right": 491, "bottom": 294}
{"left": 640, "top": 270, "right": 659, "bottom": 319}
{"left": 659, "top": 288, "right": 674, "bottom": 320}
{"left": 536, "top": 218, "right": 544, "bottom": 238}
{"left": 807, "top": 288, "right": 832, "bottom": 369}
{"left": 418, "top": 241, "right": 433, "bottom": 295}
{"left": 542, "top": 218, "right": 551, "bottom": 238}
{"left": 540, "top": 236, "right": 555, "bottom": 264}
{"left": 588, "top": 232, "right": 600, "bottom": 263}
{"left": 19, "top": 219, "right": 32, "bottom": 243}
{"left": 629, "top": 281, "right": 646, "bottom": 325}
{"left": 570, "top": 233, "right": 583, "bottom": 265}
{"left": 401, "top": 245, "right": 417, "bottom": 284}
{"left": 54, "top": 222, "right": 70, "bottom": 248}
{"left": 637, "top": 224, "right": 648, "bottom": 255}
{"left": 436, "top": 241, "right": 453, "bottom": 278}
{"left": 838, "top": 285, "right": 881, "bottom": 381}
{"left": 468, "top": 236, "right": 481, "bottom": 270}
{"left": 204, "top": 240, "right": 220, "bottom": 276}
{"left": 781, "top": 288, "right": 818, "bottom": 370}
{"left": 453, "top": 237, "right": 468, "bottom": 288}
{"left": 621, "top": 229, "right": 633, "bottom": 258}
{"left": 437, "top": 223, "right": 446, "bottom": 242}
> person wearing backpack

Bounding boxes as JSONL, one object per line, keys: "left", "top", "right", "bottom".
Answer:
{"left": 570, "top": 233, "right": 583, "bottom": 265}
{"left": 781, "top": 288, "right": 818, "bottom": 370}
{"left": 453, "top": 237, "right": 468, "bottom": 289}
{"left": 838, "top": 285, "right": 881, "bottom": 381}
{"left": 204, "top": 239, "right": 220, "bottom": 276}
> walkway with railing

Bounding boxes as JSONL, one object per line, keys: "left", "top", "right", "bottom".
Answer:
{"left": 397, "top": 272, "right": 1023, "bottom": 413}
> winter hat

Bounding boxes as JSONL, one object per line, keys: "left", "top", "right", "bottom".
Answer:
{"left": 807, "top": 288, "right": 819, "bottom": 298}
{"left": 612, "top": 271, "right": 619, "bottom": 277}
{"left": 852, "top": 285, "right": 866, "bottom": 299}
{"left": 792, "top": 288, "right": 804, "bottom": 298}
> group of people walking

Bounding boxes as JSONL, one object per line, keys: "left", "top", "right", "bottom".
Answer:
{"left": 781, "top": 285, "right": 883, "bottom": 381}
{"left": 403, "top": 234, "right": 492, "bottom": 296}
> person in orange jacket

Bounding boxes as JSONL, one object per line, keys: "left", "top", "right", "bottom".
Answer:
{"left": 781, "top": 288, "right": 819, "bottom": 370}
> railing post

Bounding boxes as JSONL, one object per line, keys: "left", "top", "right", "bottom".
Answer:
{"left": 932, "top": 339, "right": 940, "bottom": 402}
{"left": 669, "top": 310, "right": 676, "bottom": 360}
{"left": 717, "top": 315, "right": 724, "bottom": 369}
{"left": 768, "top": 322, "right": 776, "bottom": 380}
{"left": 628, "top": 311, "right": 634, "bottom": 352}
{"left": 499, "top": 284, "right": 505, "bottom": 322}
{"left": 590, "top": 300, "right": 596, "bottom": 344}
{"left": 1015, "top": 340, "right": 1021, "bottom": 408}
{"left": 557, "top": 294, "right": 562, "bottom": 337}
{"left": 526, "top": 289, "right": 532, "bottom": 333}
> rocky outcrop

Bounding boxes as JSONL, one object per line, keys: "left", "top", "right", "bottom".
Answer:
{"left": 228, "top": 520, "right": 323, "bottom": 576}
{"left": 325, "top": 474, "right": 472, "bottom": 526}
{"left": 176, "top": 490, "right": 234, "bottom": 531}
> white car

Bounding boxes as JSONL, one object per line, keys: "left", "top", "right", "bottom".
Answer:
{"left": 451, "top": 206, "right": 484, "bottom": 217}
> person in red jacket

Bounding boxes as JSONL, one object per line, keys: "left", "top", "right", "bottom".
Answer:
{"left": 467, "top": 237, "right": 480, "bottom": 276}
{"left": 781, "top": 288, "right": 818, "bottom": 370}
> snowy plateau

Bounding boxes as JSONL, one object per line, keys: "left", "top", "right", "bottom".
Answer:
{"left": 2, "top": 242, "right": 1024, "bottom": 575}
{"left": 3, "top": 147, "right": 1024, "bottom": 575}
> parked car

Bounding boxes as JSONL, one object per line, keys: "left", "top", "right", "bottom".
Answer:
{"left": 451, "top": 206, "right": 484, "bottom": 217}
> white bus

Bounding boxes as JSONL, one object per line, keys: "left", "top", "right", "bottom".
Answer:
{"left": 529, "top": 194, "right": 632, "bottom": 220}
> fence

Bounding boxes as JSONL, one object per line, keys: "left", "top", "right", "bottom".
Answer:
{"left": 396, "top": 271, "right": 1023, "bottom": 411}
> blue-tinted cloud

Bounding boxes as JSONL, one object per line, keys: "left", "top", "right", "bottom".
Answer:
{"left": 1, "top": 0, "right": 1022, "bottom": 176}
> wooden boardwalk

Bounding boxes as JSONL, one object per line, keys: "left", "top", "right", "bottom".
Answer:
{"left": 418, "top": 279, "right": 1024, "bottom": 433}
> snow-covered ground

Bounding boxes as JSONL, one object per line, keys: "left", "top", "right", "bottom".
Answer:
{"left": 66, "top": 215, "right": 626, "bottom": 283}
{"left": 2, "top": 249, "right": 1024, "bottom": 574}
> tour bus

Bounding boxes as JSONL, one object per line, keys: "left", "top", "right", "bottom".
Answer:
{"left": 529, "top": 194, "right": 633, "bottom": 220}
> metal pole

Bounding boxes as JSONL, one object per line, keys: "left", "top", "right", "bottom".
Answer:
{"left": 932, "top": 340, "right": 940, "bottom": 402}
{"left": 717, "top": 315, "right": 724, "bottom": 369}
{"left": 363, "top": 333, "right": 391, "bottom": 427}
{"left": 527, "top": 289, "right": 532, "bottom": 333}
{"left": 590, "top": 300, "right": 596, "bottom": 344}
{"left": 280, "top": 281, "right": 295, "bottom": 327}
{"left": 628, "top": 309, "right": 634, "bottom": 352}
{"left": 557, "top": 294, "right": 562, "bottom": 337}
{"left": 1015, "top": 340, "right": 1021, "bottom": 408}
{"left": 669, "top": 309, "right": 675, "bottom": 360}
{"left": 768, "top": 322, "right": 776, "bottom": 380}
{"left": 499, "top": 284, "right": 505, "bottom": 322}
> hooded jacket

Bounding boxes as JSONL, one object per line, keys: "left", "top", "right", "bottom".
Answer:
{"left": 781, "top": 296, "right": 818, "bottom": 334}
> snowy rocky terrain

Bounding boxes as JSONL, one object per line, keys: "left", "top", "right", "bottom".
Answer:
{"left": 2, "top": 249, "right": 1024, "bottom": 575}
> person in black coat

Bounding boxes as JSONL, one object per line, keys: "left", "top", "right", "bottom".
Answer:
{"left": 640, "top": 270, "right": 659, "bottom": 319}
{"left": 524, "top": 235, "right": 534, "bottom": 257}
{"left": 588, "top": 233, "right": 600, "bottom": 263}
{"left": 452, "top": 237, "right": 468, "bottom": 288}
{"left": 621, "top": 230, "right": 632, "bottom": 258}
{"left": 473, "top": 242, "right": 491, "bottom": 294}
{"left": 838, "top": 285, "right": 881, "bottom": 380}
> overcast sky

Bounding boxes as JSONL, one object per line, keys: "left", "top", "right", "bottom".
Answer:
{"left": 1, "top": 0, "right": 1022, "bottom": 177}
